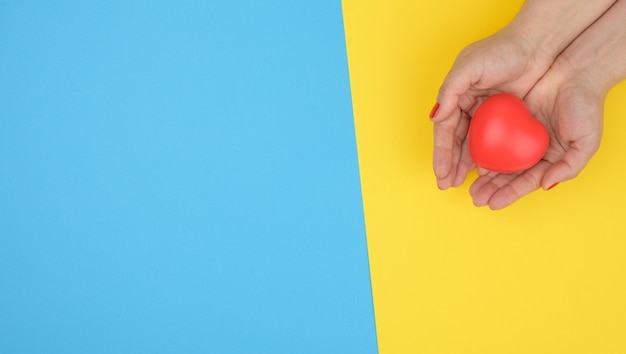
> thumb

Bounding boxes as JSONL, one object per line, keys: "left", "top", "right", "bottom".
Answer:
{"left": 541, "top": 138, "right": 600, "bottom": 190}
{"left": 431, "top": 62, "right": 473, "bottom": 122}
{"left": 541, "top": 88, "right": 604, "bottom": 190}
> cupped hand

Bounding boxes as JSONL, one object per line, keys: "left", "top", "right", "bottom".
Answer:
{"left": 469, "top": 60, "right": 604, "bottom": 210}
{"left": 432, "top": 29, "right": 555, "bottom": 190}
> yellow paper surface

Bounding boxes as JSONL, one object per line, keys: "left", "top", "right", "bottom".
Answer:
{"left": 342, "top": 1, "right": 626, "bottom": 353}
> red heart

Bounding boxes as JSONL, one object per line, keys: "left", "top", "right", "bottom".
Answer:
{"left": 469, "top": 93, "right": 549, "bottom": 173}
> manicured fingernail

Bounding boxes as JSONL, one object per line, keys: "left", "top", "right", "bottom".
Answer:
{"left": 547, "top": 182, "right": 559, "bottom": 191}
{"left": 429, "top": 102, "right": 440, "bottom": 119}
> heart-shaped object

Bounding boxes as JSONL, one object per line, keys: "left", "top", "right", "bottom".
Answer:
{"left": 469, "top": 93, "right": 549, "bottom": 173}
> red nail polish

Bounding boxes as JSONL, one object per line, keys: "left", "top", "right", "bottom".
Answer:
{"left": 547, "top": 182, "right": 559, "bottom": 191}
{"left": 429, "top": 102, "right": 440, "bottom": 119}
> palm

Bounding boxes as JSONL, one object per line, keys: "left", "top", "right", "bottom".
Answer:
{"left": 433, "top": 32, "right": 554, "bottom": 189}
{"left": 469, "top": 77, "right": 603, "bottom": 209}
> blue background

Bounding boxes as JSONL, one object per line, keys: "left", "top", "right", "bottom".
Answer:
{"left": 0, "top": 1, "right": 377, "bottom": 353}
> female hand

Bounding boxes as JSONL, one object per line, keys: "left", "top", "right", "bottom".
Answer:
{"left": 431, "top": 29, "right": 554, "bottom": 190}
{"left": 469, "top": 0, "right": 626, "bottom": 209}
{"left": 431, "top": 0, "right": 617, "bottom": 191}
{"left": 469, "top": 61, "right": 604, "bottom": 209}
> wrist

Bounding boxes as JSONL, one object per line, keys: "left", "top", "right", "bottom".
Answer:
{"left": 555, "top": 0, "right": 626, "bottom": 95}
{"left": 504, "top": 0, "right": 618, "bottom": 60}
{"left": 503, "top": 20, "right": 560, "bottom": 62}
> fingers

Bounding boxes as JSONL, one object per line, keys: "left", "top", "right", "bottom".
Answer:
{"left": 469, "top": 161, "right": 551, "bottom": 210}
{"left": 487, "top": 162, "right": 552, "bottom": 210}
{"left": 469, "top": 171, "right": 506, "bottom": 206}
{"left": 476, "top": 167, "right": 490, "bottom": 176}
{"left": 433, "top": 114, "right": 458, "bottom": 181}
{"left": 467, "top": 131, "right": 600, "bottom": 209}
{"left": 452, "top": 138, "right": 475, "bottom": 187}
{"left": 431, "top": 64, "right": 468, "bottom": 183}
{"left": 434, "top": 111, "right": 471, "bottom": 189}
{"left": 431, "top": 62, "right": 473, "bottom": 122}
{"left": 431, "top": 50, "right": 479, "bottom": 185}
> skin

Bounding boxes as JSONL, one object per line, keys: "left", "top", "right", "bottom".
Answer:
{"left": 470, "top": 0, "right": 626, "bottom": 209}
{"left": 431, "top": 0, "right": 625, "bottom": 209}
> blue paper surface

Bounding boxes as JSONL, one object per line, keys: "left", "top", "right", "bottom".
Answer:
{"left": 0, "top": 1, "right": 377, "bottom": 353}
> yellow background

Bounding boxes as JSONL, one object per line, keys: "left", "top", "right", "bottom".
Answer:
{"left": 342, "top": 1, "right": 626, "bottom": 353}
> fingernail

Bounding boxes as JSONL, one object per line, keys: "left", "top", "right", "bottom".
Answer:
{"left": 429, "top": 102, "right": 440, "bottom": 119}
{"left": 546, "top": 182, "right": 559, "bottom": 191}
